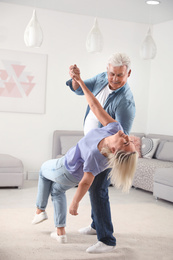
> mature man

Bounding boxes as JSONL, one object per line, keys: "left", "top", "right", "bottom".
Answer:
{"left": 66, "top": 53, "right": 136, "bottom": 253}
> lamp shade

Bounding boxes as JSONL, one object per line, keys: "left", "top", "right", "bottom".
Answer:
{"left": 24, "top": 10, "right": 43, "bottom": 48}
{"left": 140, "top": 28, "right": 157, "bottom": 60}
{"left": 86, "top": 18, "right": 103, "bottom": 53}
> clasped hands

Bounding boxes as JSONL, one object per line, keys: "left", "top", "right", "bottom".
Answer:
{"left": 69, "top": 64, "right": 81, "bottom": 82}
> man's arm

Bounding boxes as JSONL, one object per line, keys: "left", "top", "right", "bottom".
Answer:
{"left": 116, "top": 100, "right": 136, "bottom": 135}
{"left": 66, "top": 65, "right": 106, "bottom": 96}
{"left": 66, "top": 76, "right": 98, "bottom": 95}
{"left": 69, "top": 172, "right": 94, "bottom": 215}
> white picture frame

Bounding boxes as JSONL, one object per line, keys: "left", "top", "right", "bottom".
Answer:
{"left": 0, "top": 49, "right": 47, "bottom": 114}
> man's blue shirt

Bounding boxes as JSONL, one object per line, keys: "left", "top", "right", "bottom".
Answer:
{"left": 66, "top": 72, "right": 135, "bottom": 135}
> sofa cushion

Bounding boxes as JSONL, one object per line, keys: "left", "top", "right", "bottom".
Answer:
{"left": 141, "top": 137, "right": 160, "bottom": 159}
{"left": 154, "top": 140, "right": 166, "bottom": 158}
{"left": 154, "top": 168, "right": 173, "bottom": 186}
{"left": 60, "top": 135, "right": 82, "bottom": 155}
{"left": 155, "top": 141, "right": 173, "bottom": 162}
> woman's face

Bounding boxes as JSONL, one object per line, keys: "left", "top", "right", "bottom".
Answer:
{"left": 109, "top": 130, "right": 136, "bottom": 154}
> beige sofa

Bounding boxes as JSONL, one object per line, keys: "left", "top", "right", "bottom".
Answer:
{"left": 52, "top": 130, "right": 84, "bottom": 159}
{"left": 0, "top": 154, "right": 24, "bottom": 188}
{"left": 132, "top": 133, "right": 173, "bottom": 195}
{"left": 52, "top": 130, "right": 173, "bottom": 202}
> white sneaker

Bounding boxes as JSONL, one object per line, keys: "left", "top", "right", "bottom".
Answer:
{"left": 50, "top": 232, "right": 67, "bottom": 244}
{"left": 32, "top": 211, "right": 48, "bottom": 225}
{"left": 78, "top": 225, "right": 97, "bottom": 235}
{"left": 86, "top": 241, "right": 115, "bottom": 253}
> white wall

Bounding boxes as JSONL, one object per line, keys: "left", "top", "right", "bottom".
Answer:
{"left": 0, "top": 3, "right": 165, "bottom": 174}
{"left": 148, "top": 20, "right": 173, "bottom": 135}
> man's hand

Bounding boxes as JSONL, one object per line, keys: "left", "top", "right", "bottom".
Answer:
{"left": 69, "top": 201, "right": 79, "bottom": 216}
{"left": 69, "top": 64, "right": 81, "bottom": 90}
{"left": 69, "top": 64, "right": 80, "bottom": 79}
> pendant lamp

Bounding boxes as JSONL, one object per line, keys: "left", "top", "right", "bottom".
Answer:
{"left": 24, "top": 10, "right": 43, "bottom": 48}
{"left": 140, "top": 0, "right": 160, "bottom": 59}
{"left": 86, "top": 18, "right": 103, "bottom": 54}
{"left": 140, "top": 27, "right": 157, "bottom": 60}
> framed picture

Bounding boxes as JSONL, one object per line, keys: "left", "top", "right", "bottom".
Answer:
{"left": 0, "top": 49, "right": 47, "bottom": 114}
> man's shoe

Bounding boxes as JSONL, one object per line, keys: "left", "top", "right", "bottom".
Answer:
{"left": 86, "top": 241, "right": 115, "bottom": 253}
{"left": 32, "top": 211, "right": 48, "bottom": 225}
{"left": 78, "top": 225, "right": 97, "bottom": 235}
{"left": 50, "top": 232, "right": 67, "bottom": 243}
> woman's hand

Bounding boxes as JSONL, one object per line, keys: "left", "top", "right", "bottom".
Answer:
{"left": 69, "top": 201, "right": 79, "bottom": 216}
{"left": 69, "top": 64, "right": 81, "bottom": 82}
{"left": 69, "top": 172, "right": 94, "bottom": 216}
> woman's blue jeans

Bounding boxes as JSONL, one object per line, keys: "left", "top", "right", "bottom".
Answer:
{"left": 36, "top": 156, "right": 79, "bottom": 227}
{"left": 89, "top": 168, "right": 116, "bottom": 246}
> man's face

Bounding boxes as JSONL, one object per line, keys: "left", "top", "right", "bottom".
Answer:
{"left": 107, "top": 64, "right": 131, "bottom": 90}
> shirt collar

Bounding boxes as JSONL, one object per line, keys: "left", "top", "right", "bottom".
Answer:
{"left": 108, "top": 82, "right": 129, "bottom": 94}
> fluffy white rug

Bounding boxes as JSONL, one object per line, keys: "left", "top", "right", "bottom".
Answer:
{"left": 0, "top": 201, "right": 173, "bottom": 260}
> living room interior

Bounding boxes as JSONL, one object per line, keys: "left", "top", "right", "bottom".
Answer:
{"left": 0, "top": 0, "right": 173, "bottom": 259}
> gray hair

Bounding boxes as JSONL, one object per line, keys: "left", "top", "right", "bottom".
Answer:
{"left": 102, "top": 148, "right": 138, "bottom": 193}
{"left": 107, "top": 53, "right": 131, "bottom": 72}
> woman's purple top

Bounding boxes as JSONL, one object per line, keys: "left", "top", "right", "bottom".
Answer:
{"left": 64, "top": 122, "right": 123, "bottom": 181}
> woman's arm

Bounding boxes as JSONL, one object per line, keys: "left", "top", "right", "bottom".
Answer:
{"left": 71, "top": 66, "right": 117, "bottom": 126}
{"left": 69, "top": 172, "right": 94, "bottom": 215}
{"left": 66, "top": 67, "right": 99, "bottom": 96}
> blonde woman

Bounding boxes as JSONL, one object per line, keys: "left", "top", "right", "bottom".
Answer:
{"left": 32, "top": 67, "right": 138, "bottom": 253}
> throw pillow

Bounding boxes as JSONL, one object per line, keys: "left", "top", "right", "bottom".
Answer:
{"left": 155, "top": 141, "right": 173, "bottom": 162}
{"left": 141, "top": 137, "right": 160, "bottom": 159}
{"left": 154, "top": 140, "right": 166, "bottom": 158}
{"left": 130, "top": 135, "right": 142, "bottom": 158}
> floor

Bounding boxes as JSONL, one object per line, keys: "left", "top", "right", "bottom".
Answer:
{"left": 0, "top": 180, "right": 172, "bottom": 209}
{"left": 0, "top": 181, "right": 173, "bottom": 260}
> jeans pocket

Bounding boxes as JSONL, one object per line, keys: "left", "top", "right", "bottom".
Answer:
{"left": 55, "top": 172, "right": 78, "bottom": 188}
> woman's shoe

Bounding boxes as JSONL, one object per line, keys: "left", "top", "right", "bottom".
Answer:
{"left": 50, "top": 232, "right": 67, "bottom": 243}
{"left": 32, "top": 211, "right": 48, "bottom": 224}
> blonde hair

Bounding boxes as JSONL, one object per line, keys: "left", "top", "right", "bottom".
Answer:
{"left": 102, "top": 148, "right": 138, "bottom": 193}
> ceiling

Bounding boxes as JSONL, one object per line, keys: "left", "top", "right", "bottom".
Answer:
{"left": 1, "top": 0, "right": 173, "bottom": 24}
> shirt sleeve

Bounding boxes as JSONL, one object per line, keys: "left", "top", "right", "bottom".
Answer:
{"left": 83, "top": 153, "right": 107, "bottom": 176}
{"left": 66, "top": 73, "right": 104, "bottom": 96}
{"left": 105, "top": 121, "right": 123, "bottom": 134}
{"left": 115, "top": 100, "right": 136, "bottom": 135}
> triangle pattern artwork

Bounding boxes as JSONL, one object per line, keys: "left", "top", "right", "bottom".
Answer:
{"left": 0, "top": 60, "right": 35, "bottom": 98}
